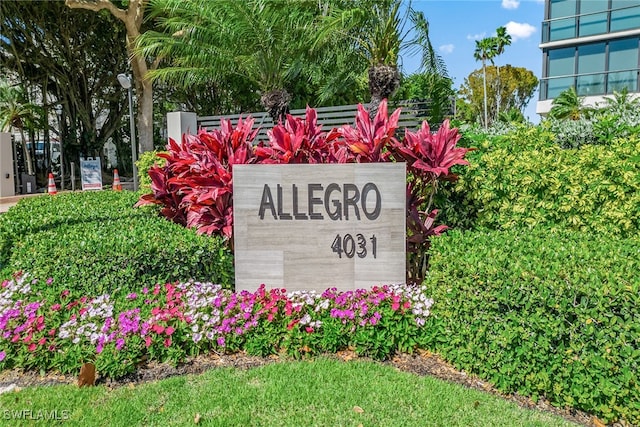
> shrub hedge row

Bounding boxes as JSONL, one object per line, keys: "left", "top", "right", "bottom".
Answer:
{"left": 0, "top": 191, "right": 234, "bottom": 294}
{"left": 422, "top": 227, "right": 640, "bottom": 425}
{"left": 438, "top": 127, "right": 640, "bottom": 236}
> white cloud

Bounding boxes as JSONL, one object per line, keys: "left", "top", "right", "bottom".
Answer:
{"left": 502, "top": 0, "right": 520, "bottom": 10}
{"left": 466, "top": 32, "right": 486, "bottom": 41}
{"left": 505, "top": 21, "right": 537, "bottom": 41}
{"left": 439, "top": 44, "right": 455, "bottom": 54}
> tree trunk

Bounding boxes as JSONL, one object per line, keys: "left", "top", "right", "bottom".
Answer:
{"left": 19, "top": 128, "right": 34, "bottom": 175}
{"left": 482, "top": 59, "right": 488, "bottom": 129}
{"left": 260, "top": 89, "right": 291, "bottom": 124}
{"left": 136, "top": 75, "right": 154, "bottom": 153}
{"left": 66, "top": 0, "right": 155, "bottom": 153}
{"left": 368, "top": 64, "right": 400, "bottom": 116}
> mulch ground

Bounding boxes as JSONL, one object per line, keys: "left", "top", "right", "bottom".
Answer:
{"left": 0, "top": 350, "right": 609, "bottom": 426}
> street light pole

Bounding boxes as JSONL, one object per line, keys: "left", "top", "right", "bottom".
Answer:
{"left": 117, "top": 73, "right": 138, "bottom": 191}
{"left": 54, "top": 105, "right": 64, "bottom": 191}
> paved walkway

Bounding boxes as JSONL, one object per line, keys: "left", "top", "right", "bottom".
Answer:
{"left": 0, "top": 193, "right": 46, "bottom": 213}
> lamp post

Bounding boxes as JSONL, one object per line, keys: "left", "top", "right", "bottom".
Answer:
{"left": 117, "top": 73, "right": 138, "bottom": 191}
{"left": 54, "top": 105, "right": 64, "bottom": 191}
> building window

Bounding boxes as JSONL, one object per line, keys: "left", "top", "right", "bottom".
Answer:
{"left": 577, "top": 43, "right": 606, "bottom": 95}
{"left": 548, "top": 47, "right": 576, "bottom": 77}
{"left": 608, "top": 38, "right": 639, "bottom": 91}
{"left": 550, "top": 17, "right": 577, "bottom": 40}
{"left": 579, "top": 0, "right": 608, "bottom": 15}
{"left": 610, "top": 5, "right": 640, "bottom": 32}
{"left": 550, "top": 0, "right": 577, "bottom": 19}
{"left": 579, "top": 12, "right": 609, "bottom": 37}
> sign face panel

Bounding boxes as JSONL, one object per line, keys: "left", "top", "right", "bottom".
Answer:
{"left": 80, "top": 158, "right": 103, "bottom": 191}
{"left": 233, "top": 163, "right": 406, "bottom": 293}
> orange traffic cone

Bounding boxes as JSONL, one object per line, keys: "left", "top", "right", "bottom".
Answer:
{"left": 47, "top": 173, "right": 57, "bottom": 195}
{"left": 112, "top": 169, "right": 122, "bottom": 191}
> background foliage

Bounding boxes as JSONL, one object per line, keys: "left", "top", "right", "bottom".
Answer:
{"left": 437, "top": 126, "right": 640, "bottom": 236}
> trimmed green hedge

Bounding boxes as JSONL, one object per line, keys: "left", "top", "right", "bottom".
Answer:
{"left": 422, "top": 227, "right": 640, "bottom": 425}
{"left": 0, "top": 191, "right": 234, "bottom": 294}
{"left": 438, "top": 127, "right": 640, "bottom": 236}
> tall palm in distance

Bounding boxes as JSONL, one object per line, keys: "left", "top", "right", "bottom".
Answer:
{"left": 474, "top": 36, "right": 498, "bottom": 128}
{"left": 493, "top": 26, "right": 512, "bottom": 118}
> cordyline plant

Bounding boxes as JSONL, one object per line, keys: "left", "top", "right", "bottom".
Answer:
{"left": 138, "top": 100, "right": 471, "bottom": 280}
{"left": 391, "top": 120, "right": 471, "bottom": 283}
{"left": 136, "top": 116, "right": 259, "bottom": 239}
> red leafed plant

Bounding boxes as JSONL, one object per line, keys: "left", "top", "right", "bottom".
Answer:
{"left": 391, "top": 119, "right": 471, "bottom": 284}
{"left": 136, "top": 116, "right": 258, "bottom": 240}
{"left": 327, "top": 99, "right": 401, "bottom": 163}
{"left": 255, "top": 106, "right": 329, "bottom": 164}
{"left": 137, "top": 100, "right": 471, "bottom": 282}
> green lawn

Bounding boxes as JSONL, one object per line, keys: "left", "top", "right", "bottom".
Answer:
{"left": 0, "top": 358, "right": 580, "bottom": 426}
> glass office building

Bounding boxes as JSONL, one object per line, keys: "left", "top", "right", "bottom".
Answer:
{"left": 537, "top": 0, "right": 640, "bottom": 115}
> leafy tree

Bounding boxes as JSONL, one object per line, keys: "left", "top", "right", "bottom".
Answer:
{"left": 473, "top": 37, "right": 497, "bottom": 128}
{"left": 1, "top": 1, "right": 130, "bottom": 177}
{"left": 458, "top": 65, "right": 538, "bottom": 125}
{"left": 548, "top": 87, "right": 594, "bottom": 120}
{"left": 0, "top": 80, "right": 42, "bottom": 175}
{"left": 65, "top": 0, "right": 158, "bottom": 153}
{"left": 317, "top": 0, "right": 445, "bottom": 114}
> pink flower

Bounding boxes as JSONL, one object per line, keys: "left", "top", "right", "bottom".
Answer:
{"left": 27, "top": 343, "right": 36, "bottom": 352}
{"left": 61, "top": 290, "right": 69, "bottom": 298}
{"left": 165, "top": 326, "right": 175, "bottom": 336}
{"left": 152, "top": 324, "right": 165, "bottom": 334}
{"left": 127, "top": 293, "right": 137, "bottom": 300}
{"left": 305, "top": 327, "right": 314, "bottom": 333}
{"left": 163, "top": 338, "right": 171, "bottom": 348}
{"left": 50, "top": 304, "right": 61, "bottom": 312}
{"left": 38, "top": 337, "right": 46, "bottom": 346}
{"left": 46, "top": 278, "right": 53, "bottom": 285}
{"left": 144, "top": 336, "right": 152, "bottom": 347}
{"left": 217, "top": 337, "right": 225, "bottom": 347}
{"left": 0, "top": 350, "right": 5, "bottom": 362}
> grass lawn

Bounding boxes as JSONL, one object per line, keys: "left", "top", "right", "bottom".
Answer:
{"left": 0, "top": 358, "right": 580, "bottom": 426}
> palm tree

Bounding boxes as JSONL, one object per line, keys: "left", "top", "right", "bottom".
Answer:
{"left": 316, "top": 0, "right": 445, "bottom": 115}
{"left": 493, "top": 26, "right": 511, "bottom": 117}
{"left": 474, "top": 37, "right": 498, "bottom": 128}
{"left": 548, "top": 87, "right": 593, "bottom": 120}
{"left": 0, "top": 80, "right": 41, "bottom": 175}
{"left": 139, "top": 0, "right": 317, "bottom": 123}
{"left": 600, "top": 87, "right": 640, "bottom": 114}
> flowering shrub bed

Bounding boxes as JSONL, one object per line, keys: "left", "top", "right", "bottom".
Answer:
{"left": 0, "top": 272, "right": 433, "bottom": 379}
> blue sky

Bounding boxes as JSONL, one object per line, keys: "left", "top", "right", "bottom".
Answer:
{"left": 403, "top": 0, "right": 546, "bottom": 123}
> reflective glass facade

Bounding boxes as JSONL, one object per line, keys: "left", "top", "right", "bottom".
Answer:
{"left": 539, "top": 0, "right": 640, "bottom": 101}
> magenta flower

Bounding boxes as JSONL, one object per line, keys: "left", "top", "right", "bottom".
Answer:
{"left": 127, "top": 293, "right": 137, "bottom": 300}
{"left": 0, "top": 350, "right": 5, "bottom": 362}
